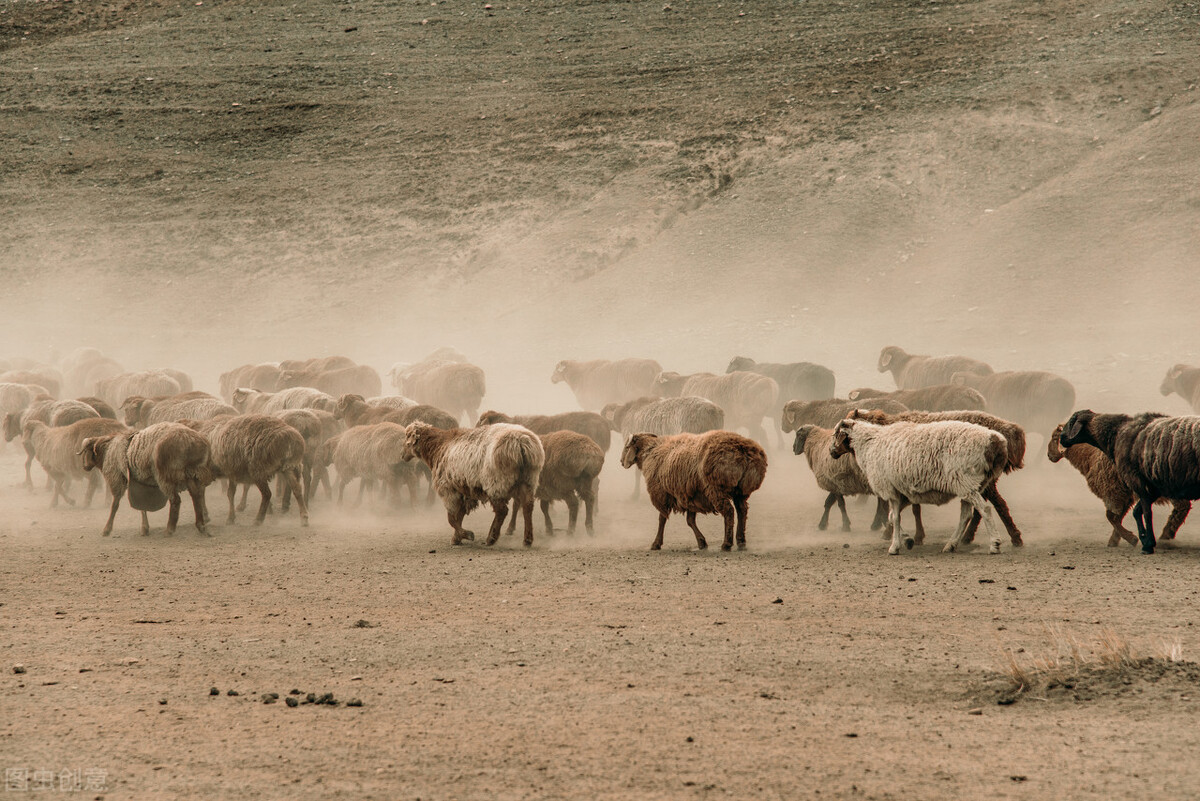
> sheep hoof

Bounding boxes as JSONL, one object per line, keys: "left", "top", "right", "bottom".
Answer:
{"left": 101, "top": 530, "right": 111, "bottom": 537}
{"left": 196, "top": 526, "right": 211, "bottom": 537}
{"left": 887, "top": 544, "right": 901, "bottom": 555}
{"left": 817, "top": 521, "right": 828, "bottom": 531}
{"left": 737, "top": 542, "right": 746, "bottom": 551}
{"left": 988, "top": 541, "right": 1001, "bottom": 555}
{"left": 721, "top": 543, "right": 732, "bottom": 552}
{"left": 1141, "top": 547, "right": 1156, "bottom": 555}
{"left": 904, "top": 537, "right": 914, "bottom": 550}
{"left": 524, "top": 539, "right": 533, "bottom": 548}
{"left": 841, "top": 524, "right": 852, "bottom": 533}
{"left": 1010, "top": 536, "right": 1024, "bottom": 547}
{"left": 300, "top": 517, "right": 309, "bottom": 528}
{"left": 941, "top": 542, "right": 956, "bottom": 553}
{"left": 650, "top": 544, "right": 662, "bottom": 551}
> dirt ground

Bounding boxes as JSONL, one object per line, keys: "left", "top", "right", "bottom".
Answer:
{"left": 4, "top": 0, "right": 1200, "bottom": 798}
{"left": 4, "top": 448, "right": 1200, "bottom": 800}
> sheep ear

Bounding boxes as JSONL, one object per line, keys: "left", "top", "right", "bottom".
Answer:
{"left": 1171, "top": 365, "right": 1185, "bottom": 380}
{"left": 848, "top": 390, "right": 859, "bottom": 400}
{"left": 879, "top": 351, "right": 892, "bottom": 368}
{"left": 1064, "top": 418, "right": 1082, "bottom": 441}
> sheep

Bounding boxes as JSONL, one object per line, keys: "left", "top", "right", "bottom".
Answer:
{"left": 780, "top": 397, "right": 909, "bottom": 433}
{"left": 0, "top": 382, "right": 47, "bottom": 417}
{"left": 829, "top": 418, "right": 1008, "bottom": 555}
{"left": 25, "top": 418, "right": 129, "bottom": 507}
{"left": 185, "top": 415, "right": 309, "bottom": 527}
{"left": 271, "top": 408, "right": 335, "bottom": 509}
{"left": 951, "top": 370, "right": 1076, "bottom": 442}
{"left": 77, "top": 396, "right": 118, "bottom": 419}
{"left": 1047, "top": 423, "right": 1191, "bottom": 547}
{"left": 502, "top": 430, "right": 603, "bottom": 537}
{"left": 67, "top": 357, "right": 124, "bottom": 399}
{"left": 80, "top": 423, "right": 213, "bottom": 536}
{"left": 366, "top": 395, "right": 418, "bottom": 411}
{"left": 0, "top": 369, "right": 60, "bottom": 399}
{"left": 620, "top": 430, "right": 767, "bottom": 551}
{"left": 655, "top": 371, "right": 779, "bottom": 446}
{"left": 394, "top": 360, "right": 487, "bottom": 425}
{"left": 280, "top": 356, "right": 357, "bottom": 372}
{"left": 726, "top": 357, "right": 836, "bottom": 444}
{"left": 846, "top": 385, "right": 988, "bottom": 413}
{"left": 400, "top": 421, "right": 544, "bottom": 547}
{"left": 95, "top": 370, "right": 181, "bottom": 408}
{"left": 231, "top": 386, "right": 336, "bottom": 415}
{"left": 550, "top": 358, "right": 663, "bottom": 411}
{"left": 792, "top": 425, "right": 888, "bottom": 533}
{"left": 218, "top": 363, "right": 282, "bottom": 403}
{"left": 845, "top": 407, "right": 1026, "bottom": 547}
{"left": 4, "top": 399, "right": 55, "bottom": 488}
{"left": 335, "top": 393, "right": 399, "bottom": 428}
{"left": 476, "top": 409, "right": 612, "bottom": 452}
{"left": 325, "top": 422, "right": 423, "bottom": 509}
{"left": 277, "top": 364, "right": 383, "bottom": 399}
{"left": 1059, "top": 410, "right": 1200, "bottom": 554}
{"left": 122, "top": 393, "right": 237, "bottom": 429}
{"left": 601, "top": 395, "right": 725, "bottom": 498}
{"left": 877, "top": 346, "right": 993, "bottom": 390}
{"left": 1160, "top": 365, "right": 1200, "bottom": 413}
{"left": 157, "top": 368, "right": 194, "bottom": 394}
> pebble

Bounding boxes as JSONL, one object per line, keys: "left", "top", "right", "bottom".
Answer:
{"left": 967, "top": 707, "right": 983, "bottom": 715}
{"left": 227, "top": 689, "right": 239, "bottom": 696}
{"left": 285, "top": 696, "right": 299, "bottom": 708}
{"left": 13, "top": 665, "right": 26, "bottom": 675}
{"left": 209, "top": 687, "right": 219, "bottom": 696}
{"left": 261, "top": 692, "right": 279, "bottom": 704}
{"left": 346, "top": 698, "right": 363, "bottom": 707}
{"left": 158, "top": 698, "right": 168, "bottom": 705}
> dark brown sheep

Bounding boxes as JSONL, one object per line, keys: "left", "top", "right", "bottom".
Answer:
{"left": 877, "top": 346, "right": 993, "bottom": 390}
{"left": 503, "top": 430, "right": 604, "bottom": 537}
{"left": 1047, "top": 423, "right": 1190, "bottom": 547}
{"left": 77, "top": 396, "right": 118, "bottom": 419}
{"left": 1059, "top": 410, "right": 1200, "bottom": 554}
{"left": 550, "top": 358, "right": 663, "bottom": 411}
{"left": 476, "top": 409, "right": 612, "bottom": 452}
{"left": 846, "top": 385, "right": 987, "bottom": 413}
{"left": 620, "top": 430, "right": 767, "bottom": 551}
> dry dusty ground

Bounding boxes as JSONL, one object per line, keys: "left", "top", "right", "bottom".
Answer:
{"left": 4, "top": 448, "right": 1200, "bottom": 800}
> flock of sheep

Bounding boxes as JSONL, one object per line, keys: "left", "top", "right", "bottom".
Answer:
{"left": 4, "top": 344, "right": 1200, "bottom": 555}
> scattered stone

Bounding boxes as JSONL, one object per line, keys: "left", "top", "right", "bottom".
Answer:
{"left": 209, "top": 687, "right": 220, "bottom": 696}
{"left": 285, "top": 696, "right": 299, "bottom": 708}
{"left": 979, "top": 579, "right": 994, "bottom": 584}
{"left": 289, "top": 689, "right": 302, "bottom": 695}
{"left": 261, "top": 692, "right": 279, "bottom": 704}
{"left": 346, "top": 698, "right": 363, "bottom": 707}
{"left": 967, "top": 707, "right": 983, "bottom": 715}
{"left": 315, "top": 693, "right": 336, "bottom": 705}
{"left": 159, "top": 698, "right": 168, "bottom": 705}
{"left": 1062, "top": 566, "right": 1075, "bottom": 570}
{"left": 353, "top": 619, "right": 378, "bottom": 628}
{"left": 13, "top": 665, "right": 26, "bottom": 675}
{"left": 1011, "top": 775, "right": 1028, "bottom": 782}
{"left": 686, "top": 736, "right": 694, "bottom": 743}
{"left": 227, "top": 689, "right": 239, "bottom": 696}
{"left": 79, "top": 668, "right": 92, "bottom": 673}
{"left": 844, "top": 733, "right": 858, "bottom": 738}
{"left": 842, "top": 543, "right": 849, "bottom": 548}
{"left": 772, "top": 598, "right": 783, "bottom": 604}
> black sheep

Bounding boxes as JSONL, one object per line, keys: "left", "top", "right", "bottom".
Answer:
{"left": 1060, "top": 409, "right": 1200, "bottom": 553}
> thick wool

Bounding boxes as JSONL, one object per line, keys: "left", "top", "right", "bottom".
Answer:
{"left": 122, "top": 393, "right": 237, "bottom": 428}
{"left": 550, "top": 358, "right": 663, "bottom": 411}
{"left": 792, "top": 424, "right": 886, "bottom": 533}
{"left": 95, "top": 370, "right": 181, "bottom": 408}
{"left": 953, "top": 370, "right": 1076, "bottom": 439}
{"left": 395, "top": 361, "right": 486, "bottom": 425}
{"left": 26, "top": 417, "right": 128, "bottom": 508}
{"left": 781, "top": 397, "right": 909, "bottom": 433}
{"left": 277, "top": 364, "right": 383, "bottom": 399}
{"left": 509, "top": 430, "right": 604, "bottom": 536}
{"left": 329, "top": 422, "right": 422, "bottom": 508}
{"left": 846, "top": 384, "right": 987, "bottom": 413}
{"left": 477, "top": 409, "right": 612, "bottom": 452}
{"left": 231, "top": 386, "right": 336, "bottom": 415}
{"left": 876, "top": 346, "right": 993, "bottom": 390}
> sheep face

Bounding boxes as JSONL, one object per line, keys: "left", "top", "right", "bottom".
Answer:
{"left": 1059, "top": 410, "right": 1097, "bottom": 448}
{"left": 401, "top": 422, "right": 433, "bottom": 461}
{"left": 792, "top": 425, "right": 814, "bottom": 456}
{"left": 949, "top": 371, "right": 974, "bottom": 387}
{"left": 828, "top": 421, "right": 855, "bottom": 459}
{"left": 726, "top": 356, "right": 754, "bottom": 374}
{"left": 78, "top": 435, "right": 111, "bottom": 472}
{"left": 1161, "top": 365, "right": 1186, "bottom": 397}
{"left": 1046, "top": 424, "right": 1068, "bottom": 464}
{"left": 475, "top": 410, "right": 509, "bottom": 426}
{"left": 877, "top": 346, "right": 902, "bottom": 372}
{"left": 620, "top": 433, "right": 657, "bottom": 469}
{"left": 550, "top": 361, "right": 570, "bottom": 384}
{"left": 2, "top": 413, "right": 19, "bottom": 442}
{"left": 120, "top": 396, "right": 147, "bottom": 426}
{"left": 335, "top": 393, "right": 365, "bottom": 420}
{"left": 654, "top": 372, "right": 685, "bottom": 398}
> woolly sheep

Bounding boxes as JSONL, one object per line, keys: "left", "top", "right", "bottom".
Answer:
{"left": 231, "top": 386, "right": 336, "bottom": 415}
{"left": 551, "top": 358, "right": 663, "bottom": 411}
{"left": 1159, "top": 365, "right": 1200, "bottom": 414}
{"left": 792, "top": 425, "right": 888, "bottom": 533}
{"left": 95, "top": 371, "right": 181, "bottom": 408}
{"left": 830, "top": 418, "right": 1008, "bottom": 555}
{"left": 877, "top": 346, "right": 993, "bottom": 390}
{"left": 1047, "top": 423, "right": 1191, "bottom": 547}
{"left": 122, "top": 393, "right": 237, "bottom": 429}
{"left": 476, "top": 409, "right": 612, "bottom": 452}
{"left": 655, "top": 371, "right": 779, "bottom": 446}
{"left": 25, "top": 418, "right": 129, "bottom": 507}
{"left": 219, "top": 363, "right": 282, "bottom": 403}
{"left": 0, "top": 368, "right": 61, "bottom": 399}
{"left": 780, "top": 397, "right": 909, "bottom": 433}
{"left": 1059, "top": 410, "right": 1200, "bottom": 554}
{"left": 394, "top": 360, "right": 487, "bottom": 425}
{"left": 400, "top": 422, "right": 544, "bottom": 547}
{"left": 277, "top": 365, "right": 383, "bottom": 399}
{"left": 846, "top": 385, "right": 987, "bottom": 413}
{"left": 727, "top": 357, "right": 835, "bottom": 444}
{"left": 601, "top": 395, "right": 725, "bottom": 498}
{"left": 501, "top": 430, "right": 604, "bottom": 537}
{"left": 951, "top": 370, "right": 1076, "bottom": 442}
{"left": 326, "top": 422, "right": 423, "bottom": 509}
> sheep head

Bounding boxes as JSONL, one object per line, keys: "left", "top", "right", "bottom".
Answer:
{"left": 829, "top": 420, "right": 856, "bottom": 459}
{"left": 1059, "top": 410, "right": 1096, "bottom": 448}
{"left": 335, "top": 393, "right": 365, "bottom": 420}
{"left": 120, "top": 395, "right": 148, "bottom": 426}
{"left": 230, "top": 387, "right": 258, "bottom": 412}
{"left": 401, "top": 422, "right": 434, "bottom": 461}
{"left": 78, "top": 435, "right": 112, "bottom": 472}
{"left": 1161, "top": 364, "right": 1189, "bottom": 397}
{"left": 1046, "top": 424, "right": 1068, "bottom": 463}
{"left": 654, "top": 371, "right": 686, "bottom": 398}
{"left": 726, "top": 356, "right": 754, "bottom": 374}
{"left": 476, "top": 410, "right": 510, "bottom": 426}
{"left": 792, "top": 425, "right": 816, "bottom": 456}
{"left": 620, "top": 433, "right": 658, "bottom": 469}
{"left": 877, "top": 346, "right": 903, "bottom": 372}
{"left": 550, "top": 360, "right": 571, "bottom": 384}
{"left": 276, "top": 370, "right": 307, "bottom": 390}
{"left": 2, "top": 413, "right": 19, "bottom": 442}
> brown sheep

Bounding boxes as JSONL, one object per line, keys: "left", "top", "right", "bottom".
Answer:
{"left": 4, "top": 399, "right": 99, "bottom": 488}
{"left": 186, "top": 415, "right": 309, "bottom": 527}
{"left": 231, "top": 386, "right": 336, "bottom": 415}
{"left": 620, "top": 430, "right": 767, "bottom": 551}
{"left": 0, "top": 382, "right": 48, "bottom": 418}
{"left": 476, "top": 409, "right": 612, "bottom": 452}
{"left": 1047, "top": 423, "right": 1191, "bottom": 547}
{"left": 951, "top": 370, "right": 1076, "bottom": 442}
{"left": 655, "top": 371, "right": 780, "bottom": 446}
{"left": 122, "top": 393, "right": 237, "bottom": 429}
{"left": 280, "top": 356, "right": 357, "bottom": 372}
{"left": 550, "top": 358, "right": 663, "bottom": 411}
{"left": 501, "top": 430, "right": 604, "bottom": 537}
{"left": 25, "top": 418, "right": 129, "bottom": 507}
{"left": 219, "top": 363, "right": 282, "bottom": 403}
{"left": 77, "top": 396, "right": 118, "bottom": 419}
{"left": 877, "top": 346, "right": 993, "bottom": 390}
{"left": 0, "top": 369, "right": 60, "bottom": 399}
{"left": 400, "top": 422, "right": 544, "bottom": 547}
{"left": 846, "top": 407, "right": 1026, "bottom": 547}
{"left": 780, "top": 398, "right": 909, "bottom": 433}
{"left": 395, "top": 361, "right": 487, "bottom": 425}
{"left": 277, "top": 365, "right": 383, "bottom": 399}
{"left": 326, "top": 422, "right": 422, "bottom": 509}
{"left": 95, "top": 371, "right": 181, "bottom": 408}
{"left": 80, "top": 423, "right": 213, "bottom": 537}
{"left": 271, "top": 408, "right": 331, "bottom": 510}
{"left": 62, "top": 350, "right": 123, "bottom": 397}
{"left": 1160, "top": 364, "right": 1200, "bottom": 414}
{"left": 846, "top": 385, "right": 988, "bottom": 413}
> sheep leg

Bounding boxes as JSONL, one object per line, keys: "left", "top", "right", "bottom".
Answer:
{"left": 166, "top": 491, "right": 182, "bottom": 536}
{"left": 818, "top": 492, "right": 837, "bottom": 531}
{"left": 354, "top": 478, "right": 368, "bottom": 508}
{"left": 651, "top": 510, "right": 670, "bottom": 550}
{"left": 911, "top": 503, "right": 925, "bottom": 545}
{"left": 734, "top": 497, "right": 749, "bottom": 550}
{"left": 518, "top": 488, "right": 536, "bottom": 547}
{"left": 51, "top": 475, "right": 75, "bottom": 508}
{"left": 100, "top": 490, "right": 122, "bottom": 537}
{"left": 446, "top": 497, "right": 474, "bottom": 545}
{"left": 1132, "top": 495, "right": 1157, "bottom": 554}
{"left": 564, "top": 494, "right": 580, "bottom": 535}
{"left": 1161, "top": 500, "right": 1191, "bottom": 541}
{"left": 685, "top": 511, "right": 709, "bottom": 551}
{"left": 870, "top": 497, "right": 888, "bottom": 531}
{"left": 190, "top": 489, "right": 209, "bottom": 535}
{"left": 886, "top": 500, "right": 910, "bottom": 555}
{"left": 581, "top": 483, "right": 596, "bottom": 537}
{"left": 505, "top": 505, "right": 519, "bottom": 537}
{"left": 237, "top": 483, "right": 249, "bottom": 512}
{"left": 254, "top": 481, "right": 272, "bottom": 525}
{"left": 336, "top": 475, "right": 349, "bottom": 505}
{"left": 279, "top": 474, "right": 292, "bottom": 514}
{"left": 283, "top": 468, "right": 308, "bottom": 527}
{"left": 943, "top": 500, "right": 975, "bottom": 553}
{"left": 140, "top": 510, "right": 150, "bottom": 536}
{"left": 962, "top": 484, "right": 1022, "bottom": 546}
{"left": 301, "top": 460, "right": 313, "bottom": 507}
{"left": 1106, "top": 508, "right": 1137, "bottom": 546}
{"left": 225, "top": 478, "right": 238, "bottom": 524}
{"left": 836, "top": 495, "right": 851, "bottom": 532}
{"left": 541, "top": 499, "right": 556, "bottom": 536}
{"left": 748, "top": 419, "right": 770, "bottom": 449}
{"left": 485, "top": 499, "right": 509, "bottom": 546}
{"left": 83, "top": 471, "right": 100, "bottom": 508}
{"left": 22, "top": 445, "right": 34, "bottom": 489}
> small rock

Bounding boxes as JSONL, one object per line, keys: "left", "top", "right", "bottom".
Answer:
{"left": 13, "top": 664, "right": 26, "bottom": 675}
{"left": 1062, "top": 565, "right": 1075, "bottom": 570}
{"left": 316, "top": 692, "right": 336, "bottom": 705}
{"left": 978, "top": 579, "right": 994, "bottom": 584}
{"left": 209, "top": 687, "right": 220, "bottom": 696}
{"left": 842, "top": 543, "right": 849, "bottom": 548}
{"left": 686, "top": 736, "right": 694, "bottom": 743}
{"left": 261, "top": 692, "right": 279, "bottom": 704}
{"left": 967, "top": 707, "right": 983, "bottom": 715}
{"left": 227, "top": 689, "right": 239, "bottom": 696}
{"left": 79, "top": 668, "right": 92, "bottom": 673}
{"left": 346, "top": 698, "right": 363, "bottom": 707}
{"left": 1011, "top": 775, "right": 1028, "bottom": 782}
{"left": 289, "top": 689, "right": 302, "bottom": 695}
{"left": 772, "top": 598, "right": 783, "bottom": 604}
{"left": 285, "top": 696, "right": 299, "bottom": 708}
{"left": 159, "top": 698, "right": 168, "bottom": 706}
